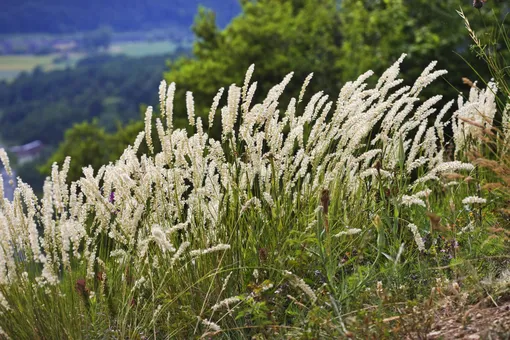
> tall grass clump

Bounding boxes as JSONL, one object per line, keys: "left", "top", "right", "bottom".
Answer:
{"left": 458, "top": 7, "right": 510, "bottom": 197}
{"left": 0, "top": 54, "right": 507, "bottom": 338}
{"left": 456, "top": 7, "right": 510, "bottom": 270}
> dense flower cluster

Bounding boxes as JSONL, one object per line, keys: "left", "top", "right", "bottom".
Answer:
{"left": 462, "top": 196, "right": 487, "bottom": 205}
{"left": 0, "top": 54, "right": 493, "bottom": 318}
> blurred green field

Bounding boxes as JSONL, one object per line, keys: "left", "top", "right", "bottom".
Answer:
{"left": 110, "top": 41, "right": 182, "bottom": 57}
{"left": 0, "top": 40, "right": 182, "bottom": 81}
{"left": 0, "top": 53, "right": 83, "bottom": 81}
{"left": 0, "top": 55, "right": 57, "bottom": 70}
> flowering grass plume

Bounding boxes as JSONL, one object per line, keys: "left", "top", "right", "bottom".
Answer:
{"left": 0, "top": 54, "right": 501, "bottom": 338}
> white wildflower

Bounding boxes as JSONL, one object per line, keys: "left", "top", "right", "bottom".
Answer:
{"left": 407, "top": 223, "right": 425, "bottom": 251}
{"left": 40, "top": 258, "right": 59, "bottom": 285}
{"left": 285, "top": 271, "right": 317, "bottom": 304}
{"left": 261, "top": 281, "right": 273, "bottom": 291}
{"left": 186, "top": 91, "right": 195, "bottom": 126}
{"left": 433, "top": 161, "right": 474, "bottom": 174}
{"left": 144, "top": 106, "right": 154, "bottom": 153}
{"left": 262, "top": 192, "right": 275, "bottom": 207}
{"left": 165, "top": 82, "right": 176, "bottom": 129}
{"left": 240, "top": 197, "right": 261, "bottom": 214}
{"left": 462, "top": 196, "right": 486, "bottom": 205}
{"left": 159, "top": 80, "right": 167, "bottom": 116}
{"left": 243, "top": 82, "right": 257, "bottom": 114}
{"left": 198, "top": 317, "right": 221, "bottom": 332}
{"left": 360, "top": 168, "right": 393, "bottom": 179}
{"left": 334, "top": 228, "right": 362, "bottom": 237}
{"left": 410, "top": 60, "right": 448, "bottom": 96}
{"left": 209, "top": 87, "right": 224, "bottom": 128}
{"left": 211, "top": 296, "right": 242, "bottom": 311}
{"left": 167, "top": 221, "right": 188, "bottom": 235}
{"left": 132, "top": 277, "right": 146, "bottom": 291}
{"left": 189, "top": 244, "right": 230, "bottom": 257}
{"left": 151, "top": 224, "right": 176, "bottom": 253}
{"left": 242, "top": 64, "right": 255, "bottom": 101}
{"left": 356, "top": 149, "right": 382, "bottom": 168}
{"left": 222, "top": 85, "right": 241, "bottom": 139}
{"left": 170, "top": 241, "right": 190, "bottom": 267}
{"left": 401, "top": 195, "right": 426, "bottom": 208}
{"left": 407, "top": 121, "right": 427, "bottom": 167}
{"left": 299, "top": 73, "right": 314, "bottom": 104}
{"left": 414, "top": 189, "right": 432, "bottom": 198}
{"left": 132, "top": 131, "right": 145, "bottom": 153}
{"left": 0, "top": 149, "right": 12, "bottom": 177}
{"left": 221, "top": 272, "right": 233, "bottom": 293}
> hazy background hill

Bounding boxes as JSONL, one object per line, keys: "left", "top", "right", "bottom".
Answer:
{"left": 0, "top": 0, "right": 240, "bottom": 34}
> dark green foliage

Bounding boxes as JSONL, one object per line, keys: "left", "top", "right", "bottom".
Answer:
{"left": 337, "top": 0, "right": 509, "bottom": 100}
{"left": 81, "top": 26, "right": 113, "bottom": 52}
{"left": 164, "top": 0, "right": 506, "bottom": 129}
{"left": 166, "top": 0, "right": 344, "bottom": 128}
{"left": 0, "top": 54, "right": 178, "bottom": 146}
{"left": 39, "top": 120, "right": 146, "bottom": 182}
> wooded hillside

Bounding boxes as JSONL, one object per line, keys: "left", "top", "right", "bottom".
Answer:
{"left": 0, "top": 0, "right": 240, "bottom": 34}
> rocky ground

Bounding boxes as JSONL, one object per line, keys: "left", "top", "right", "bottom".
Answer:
{"left": 426, "top": 301, "right": 510, "bottom": 339}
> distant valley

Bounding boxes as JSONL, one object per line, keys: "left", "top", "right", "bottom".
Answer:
{"left": 0, "top": 1, "right": 241, "bottom": 81}
{"left": 0, "top": 1, "right": 243, "bottom": 192}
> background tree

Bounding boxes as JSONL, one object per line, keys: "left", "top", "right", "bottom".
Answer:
{"left": 337, "top": 0, "right": 507, "bottom": 98}
{"left": 81, "top": 26, "right": 113, "bottom": 52}
{"left": 165, "top": 0, "right": 344, "bottom": 132}
{"left": 40, "top": 121, "right": 111, "bottom": 182}
{"left": 163, "top": 0, "right": 503, "bottom": 128}
{"left": 44, "top": 0, "right": 508, "bottom": 187}
{"left": 40, "top": 119, "right": 154, "bottom": 182}
{"left": 0, "top": 53, "right": 178, "bottom": 146}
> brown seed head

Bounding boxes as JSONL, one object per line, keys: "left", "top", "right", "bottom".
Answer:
{"left": 373, "top": 159, "right": 382, "bottom": 172}
{"left": 75, "top": 279, "right": 90, "bottom": 296}
{"left": 426, "top": 212, "right": 443, "bottom": 232}
{"left": 258, "top": 247, "right": 268, "bottom": 263}
{"left": 321, "top": 189, "right": 330, "bottom": 215}
{"left": 462, "top": 77, "right": 475, "bottom": 88}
